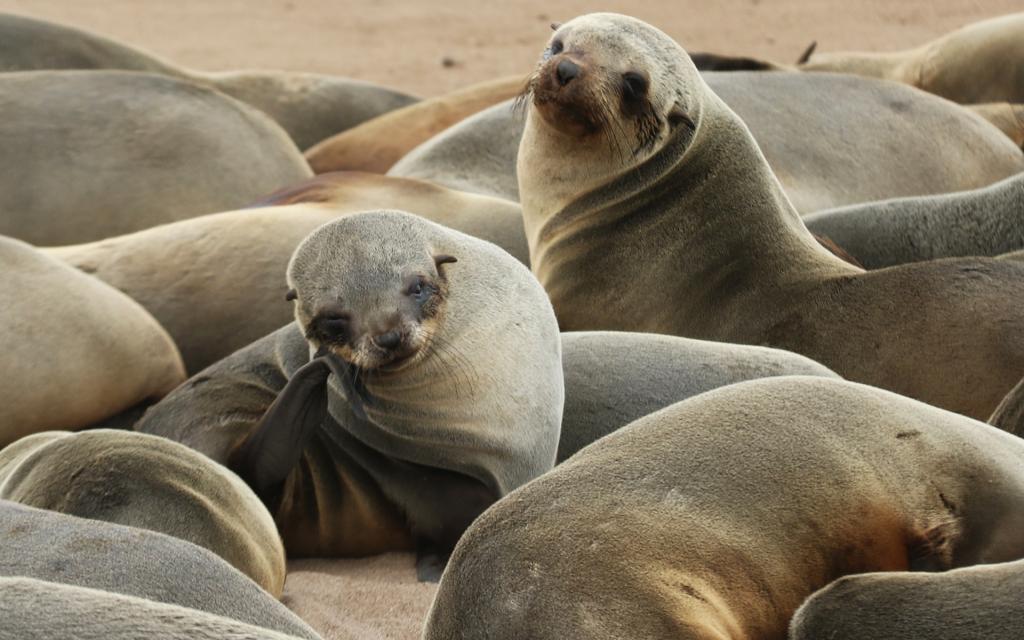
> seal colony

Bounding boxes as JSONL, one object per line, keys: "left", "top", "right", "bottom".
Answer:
{"left": 516, "top": 13, "right": 1024, "bottom": 419}
{"left": 137, "top": 211, "right": 563, "bottom": 566}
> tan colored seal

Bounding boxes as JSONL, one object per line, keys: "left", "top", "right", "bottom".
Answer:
{"left": 137, "top": 211, "right": 563, "bottom": 567}
{"left": 517, "top": 13, "right": 1024, "bottom": 419}
{"left": 968, "top": 103, "right": 1024, "bottom": 149}
{"left": 0, "top": 70, "right": 311, "bottom": 246}
{"left": 804, "top": 172, "right": 1024, "bottom": 269}
{"left": 306, "top": 76, "right": 527, "bottom": 173}
{"left": 0, "top": 429, "right": 285, "bottom": 596}
{"left": 0, "top": 236, "right": 184, "bottom": 447}
{"left": 0, "top": 12, "right": 417, "bottom": 150}
{"left": 426, "top": 375, "right": 1024, "bottom": 640}
{"left": 47, "top": 174, "right": 528, "bottom": 373}
{"left": 0, "top": 501, "right": 318, "bottom": 639}
{"left": 790, "top": 559, "right": 1024, "bottom": 640}
{"left": 0, "top": 578, "right": 309, "bottom": 640}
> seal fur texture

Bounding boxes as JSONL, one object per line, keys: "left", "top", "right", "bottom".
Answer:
{"left": 0, "top": 236, "right": 184, "bottom": 447}
{"left": 989, "top": 375, "right": 1024, "bottom": 437}
{"left": 48, "top": 175, "right": 528, "bottom": 373}
{"left": 0, "top": 501, "right": 318, "bottom": 639}
{"left": 789, "top": 559, "right": 1024, "bottom": 640}
{"left": 425, "top": 376, "right": 1024, "bottom": 640}
{"left": 0, "top": 577, "right": 311, "bottom": 640}
{"left": 0, "top": 70, "right": 311, "bottom": 246}
{"left": 0, "top": 12, "right": 417, "bottom": 150}
{"left": 804, "top": 172, "right": 1024, "bottom": 269}
{"left": 306, "top": 76, "right": 527, "bottom": 174}
{"left": 517, "top": 13, "right": 1024, "bottom": 419}
{"left": 137, "top": 210, "right": 563, "bottom": 559}
{"left": 0, "top": 430, "right": 286, "bottom": 596}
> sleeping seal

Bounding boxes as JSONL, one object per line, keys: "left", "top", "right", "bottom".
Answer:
{"left": 426, "top": 375, "right": 1024, "bottom": 640}
{"left": 136, "top": 211, "right": 563, "bottom": 569}
{"left": 517, "top": 13, "right": 1024, "bottom": 419}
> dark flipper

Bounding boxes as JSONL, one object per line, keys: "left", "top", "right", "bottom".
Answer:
{"left": 229, "top": 354, "right": 332, "bottom": 509}
{"left": 990, "top": 376, "right": 1024, "bottom": 437}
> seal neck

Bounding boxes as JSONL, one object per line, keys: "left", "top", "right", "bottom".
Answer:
{"left": 525, "top": 87, "right": 859, "bottom": 337}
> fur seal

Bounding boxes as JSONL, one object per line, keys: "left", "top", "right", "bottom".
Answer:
{"left": 789, "top": 559, "right": 1024, "bottom": 640}
{"left": 0, "top": 236, "right": 184, "bottom": 447}
{"left": 0, "top": 577, "right": 312, "bottom": 640}
{"left": 305, "top": 76, "right": 526, "bottom": 174}
{"left": 0, "top": 429, "right": 285, "bottom": 595}
{"left": 47, "top": 174, "right": 528, "bottom": 373}
{"left": 0, "top": 12, "right": 417, "bottom": 150}
{"left": 0, "top": 70, "right": 311, "bottom": 246}
{"left": 137, "top": 211, "right": 563, "bottom": 566}
{"left": 0, "top": 500, "right": 318, "bottom": 639}
{"left": 425, "top": 375, "right": 1024, "bottom": 640}
{"left": 803, "top": 172, "right": 1024, "bottom": 269}
{"left": 968, "top": 103, "right": 1024, "bottom": 149}
{"left": 517, "top": 13, "right": 1024, "bottom": 419}
{"left": 798, "top": 13, "right": 1024, "bottom": 105}
{"left": 390, "top": 76, "right": 1023, "bottom": 213}
{"left": 557, "top": 331, "right": 838, "bottom": 461}
{"left": 989, "top": 375, "right": 1024, "bottom": 437}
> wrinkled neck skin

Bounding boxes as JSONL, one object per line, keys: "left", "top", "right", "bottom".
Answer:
{"left": 800, "top": 49, "right": 919, "bottom": 83}
{"left": 520, "top": 87, "right": 859, "bottom": 338}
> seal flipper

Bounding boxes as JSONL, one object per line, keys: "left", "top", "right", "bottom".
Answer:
{"left": 989, "top": 376, "right": 1024, "bottom": 436}
{"left": 229, "top": 355, "right": 332, "bottom": 509}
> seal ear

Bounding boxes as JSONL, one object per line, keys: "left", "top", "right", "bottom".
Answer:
{"left": 797, "top": 40, "right": 818, "bottom": 65}
{"left": 550, "top": 22, "right": 561, "bottom": 31}
{"left": 434, "top": 254, "right": 458, "bottom": 268}
{"left": 285, "top": 288, "right": 297, "bottom": 302}
{"left": 668, "top": 104, "right": 695, "bottom": 131}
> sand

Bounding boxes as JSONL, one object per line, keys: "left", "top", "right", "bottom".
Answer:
{"left": 0, "top": 1, "right": 1019, "bottom": 97}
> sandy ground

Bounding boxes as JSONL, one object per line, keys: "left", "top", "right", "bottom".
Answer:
{"left": 0, "top": 0, "right": 1019, "bottom": 97}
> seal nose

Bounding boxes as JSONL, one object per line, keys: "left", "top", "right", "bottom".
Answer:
{"left": 555, "top": 59, "right": 580, "bottom": 86}
{"left": 373, "top": 331, "right": 402, "bottom": 350}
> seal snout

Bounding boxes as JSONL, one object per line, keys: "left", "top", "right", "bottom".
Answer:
{"left": 556, "top": 59, "right": 580, "bottom": 86}
{"left": 372, "top": 330, "right": 403, "bottom": 350}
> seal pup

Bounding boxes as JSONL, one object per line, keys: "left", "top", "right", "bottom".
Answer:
{"left": 0, "top": 577, "right": 312, "bottom": 640}
{"left": 789, "top": 559, "right": 1024, "bottom": 640}
{"left": 305, "top": 76, "right": 526, "bottom": 174}
{"left": 0, "top": 501, "right": 319, "bottom": 639}
{"left": 557, "top": 331, "right": 838, "bottom": 461}
{"left": 517, "top": 13, "right": 1024, "bottom": 419}
{"left": 804, "top": 172, "right": 1024, "bottom": 269}
{"left": 391, "top": 75, "right": 1022, "bottom": 213}
{"left": 137, "top": 211, "right": 563, "bottom": 568}
{"left": 49, "top": 176, "right": 528, "bottom": 373}
{"left": 0, "top": 236, "right": 184, "bottom": 447}
{"left": 0, "top": 12, "right": 417, "bottom": 150}
{"left": 0, "top": 430, "right": 286, "bottom": 596}
{"left": 425, "top": 376, "right": 1024, "bottom": 640}
{"left": 0, "top": 70, "right": 311, "bottom": 246}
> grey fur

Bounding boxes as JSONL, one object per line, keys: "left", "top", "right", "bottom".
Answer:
{"left": 804, "top": 172, "right": 1024, "bottom": 269}
{"left": 557, "top": 331, "right": 839, "bottom": 461}
{"left": 789, "top": 560, "right": 1024, "bottom": 640}
{"left": 0, "top": 12, "right": 417, "bottom": 149}
{"left": 426, "top": 376, "right": 1024, "bottom": 639}
{"left": 0, "top": 70, "right": 311, "bottom": 245}
{"left": 0, "top": 430, "right": 286, "bottom": 595}
{"left": 390, "top": 75, "right": 1023, "bottom": 213}
{"left": 0, "top": 577, "right": 308, "bottom": 640}
{"left": 0, "top": 501, "right": 318, "bottom": 639}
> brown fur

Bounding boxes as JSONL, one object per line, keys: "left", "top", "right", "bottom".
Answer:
{"left": 305, "top": 76, "right": 526, "bottom": 174}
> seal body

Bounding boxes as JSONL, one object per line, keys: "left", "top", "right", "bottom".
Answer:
{"left": 306, "top": 76, "right": 526, "bottom": 173}
{"left": 989, "top": 376, "right": 1024, "bottom": 437}
{"left": 804, "top": 172, "right": 1024, "bottom": 269}
{"left": 426, "top": 375, "right": 1024, "bottom": 640}
{"left": 138, "top": 211, "right": 564, "bottom": 560}
{"left": 0, "top": 577, "right": 311, "bottom": 640}
{"left": 518, "top": 14, "right": 1024, "bottom": 419}
{"left": 0, "top": 501, "right": 318, "bottom": 639}
{"left": 0, "top": 12, "right": 417, "bottom": 150}
{"left": 391, "top": 75, "right": 1024, "bottom": 212}
{"left": 0, "top": 430, "right": 285, "bottom": 596}
{"left": 49, "top": 176, "right": 528, "bottom": 373}
{"left": 789, "top": 560, "right": 1024, "bottom": 640}
{"left": 0, "top": 236, "right": 184, "bottom": 447}
{"left": 0, "top": 70, "right": 310, "bottom": 245}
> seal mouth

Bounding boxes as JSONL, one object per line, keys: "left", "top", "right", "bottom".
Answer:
{"left": 522, "top": 58, "right": 605, "bottom": 138}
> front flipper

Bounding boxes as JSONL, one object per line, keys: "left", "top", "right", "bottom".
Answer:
{"left": 229, "top": 354, "right": 332, "bottom": 509}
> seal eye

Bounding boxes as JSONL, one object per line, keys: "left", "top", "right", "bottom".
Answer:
{"left": 407, "top": 278, "right": 433, "bottom": 303}
{"left": 544, "top": 39, "right": 564, "bottom": 60}
{"left": 622, "top": 72, "right": 648, "bottom": 101}
{"left": 314, "top": 314, "right": 350, "bottom": 342}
